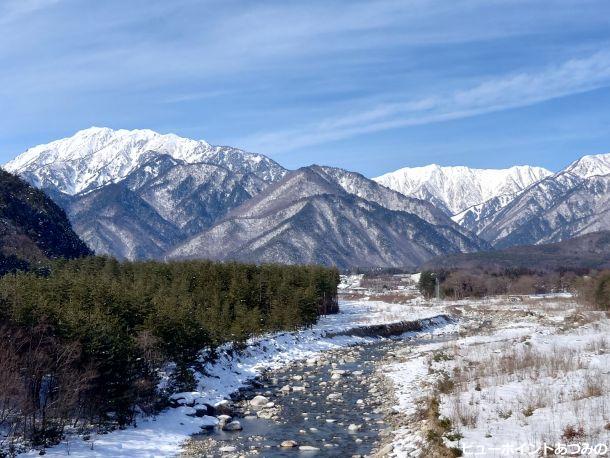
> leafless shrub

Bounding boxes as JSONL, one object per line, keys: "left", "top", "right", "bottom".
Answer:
{"left": 561, "top": 424, "right": 585, "bottom": 441}
{"left": 497, "top": 408, "right": 512, "bottom": 419}
{"left": 459, "top": 344, "right": 585, "bottom": 386}
{"left": 585, "top": 336, "right": 608, "bottom": 354}
{"left": 522, "top": 405, "right": 535, "bottom": 417}
{"left": 0, "top": 324, "right": 94, "bottom": 449}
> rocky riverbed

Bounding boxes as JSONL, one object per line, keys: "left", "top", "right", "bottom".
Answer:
{"left": 181, "top": 333, "right": 455, "bottom": 457}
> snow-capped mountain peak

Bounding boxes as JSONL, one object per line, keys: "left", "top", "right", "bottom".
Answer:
{"left": 373, "top": 164, "right": 552, "bottom": 215}
{"left": 564, "top": 152, "right": 610, "bottom": 179}
{"left": 4, "top": 127, "right": 284, "bottom": 195}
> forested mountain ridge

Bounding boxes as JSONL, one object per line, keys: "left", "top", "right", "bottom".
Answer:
{"left": 168, "top": 166, "right": 489, "bottom": 268}
{"left": 421, "top": 230, "right": 610, "bottom": 272}
{"left": 0, "top": 168, "right": 91, "bottom": 272}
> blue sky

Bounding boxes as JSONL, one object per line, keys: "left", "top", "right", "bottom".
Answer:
{"left": 1, "top": 0, "right": 610, "bottom": 177}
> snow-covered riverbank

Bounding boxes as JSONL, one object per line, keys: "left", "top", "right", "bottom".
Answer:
{"left": 22, "top": 300, "right": 452, "bottom": 457}
{"left": 381, "top": 296, "right": 610, "bottom": 457}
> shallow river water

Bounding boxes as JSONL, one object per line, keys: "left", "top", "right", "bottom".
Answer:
{"left": 189, "top": 333, "right": 454, "bottom": 457}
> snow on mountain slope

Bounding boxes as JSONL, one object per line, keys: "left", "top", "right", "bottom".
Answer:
{"left": 564, "top": 152, "right": 610, "bottom": 178}
{"left": 3, "top": 127, "right": 287, "bottom": 259}
{"left": 59, "top": 155, "right": 275, "bottom": 259}
{"left": 168, "top": 166, "right": 487, "bottom": 268}
{"left": 479, "top": 153, "right": 610, "bottom": 247}
{"left": 451, "top": 193, "right": 524, "bottom": 234}
{"left": 373, "top": 164, "right": 552, "bottom": 216}
{"left": 4, "top": 127, "right": 286, "bottom": 195}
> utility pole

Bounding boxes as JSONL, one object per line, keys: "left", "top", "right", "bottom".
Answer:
{"left": 435, "top": 275, "right": 440, "bottom": 300}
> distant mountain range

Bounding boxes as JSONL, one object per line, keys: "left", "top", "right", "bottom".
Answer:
{"left": 4, "top": 127, "right": 610, "bottom": 268}
{"left": 377, "top": 155, "right": 610, "bottom": 248}
{"left": 374, "top": 164, "right": 552, "bottom": 215}
{"left": 475, "top": 154, "right": 610, "bottom": 248}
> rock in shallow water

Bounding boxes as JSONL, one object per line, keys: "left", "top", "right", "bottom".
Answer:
{"left": 222, "top": 420, "right": 243, "bottom": 431}
{"left": 280, "top": 440, "right": 299, "bottom": 448}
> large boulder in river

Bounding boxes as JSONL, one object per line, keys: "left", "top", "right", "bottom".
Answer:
{"left": 214, "top": 400, "right": 234, "bottom": 415}
{"left": 249, "top": 395, "right": 270, "bottom": 407}
{"left": 216, "top": 414, "right": 232, "bottom": 428}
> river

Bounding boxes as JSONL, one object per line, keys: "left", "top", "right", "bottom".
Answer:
{"left": 185, "top": 332, "right": 456, "bottom": 457}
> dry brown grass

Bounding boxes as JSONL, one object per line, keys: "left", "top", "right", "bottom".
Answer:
{"left": 577, "top": 372, "right": 606, "bottom": 399}
{"left": 419, "top": 396, "right": 464, "bottom": 457}
{"left": 339, "top": 292, "right": 368, "bottom": 301}
{"left": 371, "top": 292, "right": 419, "bottom": 303}
{"left": 451, "top": 343, "right": 586, "bottom": 390}
{"left": 339, "top": 291, "right": 419, "bottom": 305}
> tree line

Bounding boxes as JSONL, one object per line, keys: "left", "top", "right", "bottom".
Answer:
{"left": 575, "top": 270, "right": 610, "bottom": 310}
{"left": 0, "top": 256, "right": 339, "bottom": 452}
{"left": 418, "top": 268, "right": 609, "bottom": 310}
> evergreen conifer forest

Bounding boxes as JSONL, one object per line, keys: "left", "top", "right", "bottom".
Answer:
{"left": 0, "top": 257, "right": 339, "bottom": 449}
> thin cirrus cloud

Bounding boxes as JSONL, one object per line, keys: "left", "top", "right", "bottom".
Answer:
{"left": 1, "top": 0, "right": 610, "bottom": 172}
{"left": 241, "top": 50, "right": 610, "bottom": 153}
{"left": 0, "top": 0, "right": 59, "bottom": 23}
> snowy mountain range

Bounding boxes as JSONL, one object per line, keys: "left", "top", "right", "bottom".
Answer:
{"left": 376, "top": 154, "right": 610, "bottom": 248}
{"left": 5, "top": 128, "right": 288, "bottom": 260}
{"left": 5, "top": 127, "right": 286, "bottom": 195}
{"left": 478, "top": 153, "right": 610, "bottom": 247}
{"left": 4, "top": 127, "right": 610, "bottom": 266}
{"left": 373, "top": 164, "right": 552, "bottom": 216}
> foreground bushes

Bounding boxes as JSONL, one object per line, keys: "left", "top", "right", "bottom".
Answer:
{"left": 0, "top": 257, "right": 339, "bottom": 449}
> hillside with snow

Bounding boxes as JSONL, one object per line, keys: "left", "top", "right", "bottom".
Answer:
{"left": 168, "top": 165, "right": 488, "bottom": 269}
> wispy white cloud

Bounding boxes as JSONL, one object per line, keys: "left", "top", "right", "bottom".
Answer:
{"left": 0, "top": 0, "right": 603, "bottom": 97}
{"left": 1, "top": 0, "right": 610, "bottom": 170}
{"left": 241, "top": 51, "right": 610, "bottom": 153}
{"left": 0, "top": 0, "right": 59, "bottom": 24}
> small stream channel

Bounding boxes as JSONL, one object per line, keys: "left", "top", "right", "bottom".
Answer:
{"left": 187, "top": 326, "right": 457, "bottom": 457}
